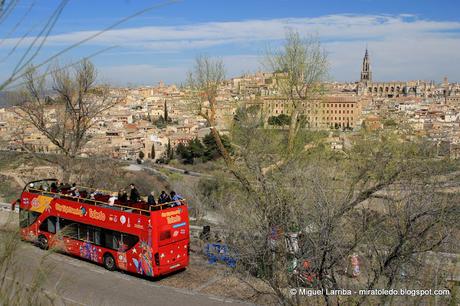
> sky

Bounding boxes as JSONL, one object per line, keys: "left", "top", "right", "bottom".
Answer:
{"left": 1, "top": 0, "right": 460, "bottom": 86}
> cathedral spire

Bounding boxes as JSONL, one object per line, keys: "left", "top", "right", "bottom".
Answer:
{"left": 360, "top": 48, "right": 372, "bottom": 82}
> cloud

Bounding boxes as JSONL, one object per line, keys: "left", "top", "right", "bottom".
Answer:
{"left": 98, "top": 64, "right": 188, "bottom": 86}
{"left": 4, "top": 14, "right": 460, "bottom": 50}
{"left": 98, "top": 54, "right": 263, "bottom": 85}
{"left": 3, "top": 14, "right": 460, "bottom": 83}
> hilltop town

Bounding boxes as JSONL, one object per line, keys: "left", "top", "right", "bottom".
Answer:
{"left": 1, "top": 49, "right": 460, "bottom": 160}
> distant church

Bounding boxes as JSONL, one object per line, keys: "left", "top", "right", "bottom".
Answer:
{"left": 358, "top": 49, "right": 435, "bottom": 98}
{"left": 360, "top": 48, "right": 372, "bottom": 82}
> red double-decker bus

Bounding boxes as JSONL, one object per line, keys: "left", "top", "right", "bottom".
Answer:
{"left": 19, "top": 179, "right": 190, "bottom": 277}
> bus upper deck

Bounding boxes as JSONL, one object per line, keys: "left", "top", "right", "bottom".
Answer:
{"left": 23, "top": 179, "right": 185, "bottom": 216}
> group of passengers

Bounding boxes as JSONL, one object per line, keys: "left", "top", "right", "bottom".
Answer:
{"left": 109, "top": 184, "right": 184, "bottom": 209}
{"left": 41, "top": 181, "right": 77, "bottom": 193}
{"left": 48, "top": 181, "right": 93, "bottom": 198}
{"left": 147, "top": 190, "right": 183, "bottom": 207}
{"left": 33, "top": 181, "right": 184, "bottom": 210}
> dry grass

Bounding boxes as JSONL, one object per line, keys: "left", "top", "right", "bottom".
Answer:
{"left": 0, "top": 175, "right": 21, "bottom": 203}
{"left": 0, "top": 213, "right": 62, "bottom": 305}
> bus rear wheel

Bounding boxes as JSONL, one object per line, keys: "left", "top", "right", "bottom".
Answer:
{"left": 103, "top": 254, "right": 116, "bottom": 271}
{"left": 36, "top": 235, "right": 48, "bottom": 250}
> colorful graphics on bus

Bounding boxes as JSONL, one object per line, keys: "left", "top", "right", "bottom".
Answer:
{"left": 80, "top": 242, "right": 99, "bottom": 262}
{"left": 132, "top": 241, "right": 154, "bottom": 276}
{"left": 27, "top": 195, "right": 53, "bottom": 213}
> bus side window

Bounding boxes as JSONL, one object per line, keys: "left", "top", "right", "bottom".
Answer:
{"left": 39, "top": 216, "right": 57, "bottom": 233}
{"left": 19, "top": 209, "right": 41, "bottom": 228}
{"left": 59, "top": 218, "right": 78, "bottom": 239}
{"left": 121, "top": 233, "right": 139, "bottom": 251}
{"left": 88, "top": 226, "right": 101, "bottom": 245}
{"left": 78, "top": 223, "right": 88, "bottom": 241}
{"left": 29, "top": 211, "right": 41, "bottom": 226}
{"left": 103, "top": 231, "right": 121, "bottom": 250}
{"left": 19, "top": 209, "right": 28, "bottom": 228}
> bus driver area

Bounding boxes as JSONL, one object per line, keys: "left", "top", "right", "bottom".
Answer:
{"left": 19, "top": 179, "right": 190, "bottom": 278}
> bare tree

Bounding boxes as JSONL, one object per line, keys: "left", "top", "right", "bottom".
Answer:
{"left": 266, "top": 30, "right": 328, "bottom": 153}
{"left": 183, "top": 31, "right": 458, "bottom": 306}
{"left": 187, "top": 55, "right": 254, "bottom": 193}
{"left": 13, "top": 60, "right": 121, "bottom": 181}
{"left": 198, "top": 104, "right": 459, "bottom": 306}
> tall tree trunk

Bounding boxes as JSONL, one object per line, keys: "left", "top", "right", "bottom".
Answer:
{"left": 287, "top": 108, "right": 299, "bottom": 153}
{"left": 209, "top": 126, "right": 256, "bottom": 195}
{"left": 59, "top": 158, "right": 72, "bottom": 184}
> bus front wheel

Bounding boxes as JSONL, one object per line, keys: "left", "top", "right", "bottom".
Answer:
{"left": 37, "top": 235, "right": 48, "bottom": 250}
{"left": 103, "top": 254, "right": 116, "bottom": 271}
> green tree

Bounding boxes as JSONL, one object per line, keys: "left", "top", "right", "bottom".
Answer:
{"left": 176, "top": 138, "right": 205, "bottom": 164}
{"left": 155, "top": 115, "right": 166, "bottom": 129}
{"left": 268, "top": 114, "right": 291, "bottom": 126}
{"left": 138, "top": 151, "right": 145, "bottom": 160}
{"left": 266, "top": 30, "right": 328, "bottom": 153}
{"left": 383, "top": 118, "right": 397, "bottom": 127}
{"left": 164, "top": 100, "right": 169, "bottom": 122}
{"left": 175, "top": 142, "right": 190, "bottom": 162}
{"left": 189, "top": 138, "right": 205, "bottom": 158}
{"left": 202, "top": 133, "right": 232, "bottom": 162}
{"left": 166, "top": 138, "right": 174, "bottom": 160}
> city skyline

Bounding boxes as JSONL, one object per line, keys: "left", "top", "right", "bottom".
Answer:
{"left": 1, "top": 0, "right": 460, "bottom": 86}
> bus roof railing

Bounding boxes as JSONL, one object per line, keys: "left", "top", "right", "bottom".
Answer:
{"left": 26, "top": 188, "right": 151, "bottom": 215}
{"left": 25, "top": 187, "right": 186, "bottom": 215}
{"left": 24, "top": 179, "right": 186, "bottom": 214}
{"left": 150, "top": 199, "right": 186, "bottom": 210}
{"left": 25, "top": 178, "right": 115, "bottom": 195}
{"left": 23, "top": 178, "right": 58, "bottom": 192}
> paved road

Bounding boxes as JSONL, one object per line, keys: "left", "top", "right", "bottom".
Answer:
{"left": 0, "top": 211, "right": 250, "bottom": 306}
{"left": 124, "top": 161, "right": 215, "bottom": 179}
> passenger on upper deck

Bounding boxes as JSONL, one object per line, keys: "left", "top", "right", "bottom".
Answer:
{"left": 170, "top": 191, "right": 183, "bottom": 207}
{"left": 50, "top": 181, "right": 58, "bottom": 192}
{"left": 129, "top": 184, "right": 140, "bottom": 202}
{"left": 147, "top": 191, "right": 156, "bottom": 207}
{"left": 72, "top": 188, "right": 80, "bottom": 197}
{"left": 108, "top": 192, "right": 117, "bottom": 206}
{"left": 158, "top": 191, "right": 171, "bottom": 204}
{"left": 118, "top": 189, "right": 128, "bottom": 202}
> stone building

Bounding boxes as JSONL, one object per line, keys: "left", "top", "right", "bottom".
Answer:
{"left": 261, "top": 95, "right": 364, "bottom": 129}
{"left": 358, "top": 49, "right": 436, "bottom": 98}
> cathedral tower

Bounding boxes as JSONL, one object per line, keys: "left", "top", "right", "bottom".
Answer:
{"left": 360, "top": 48, "right": 372, "bottom": 82}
